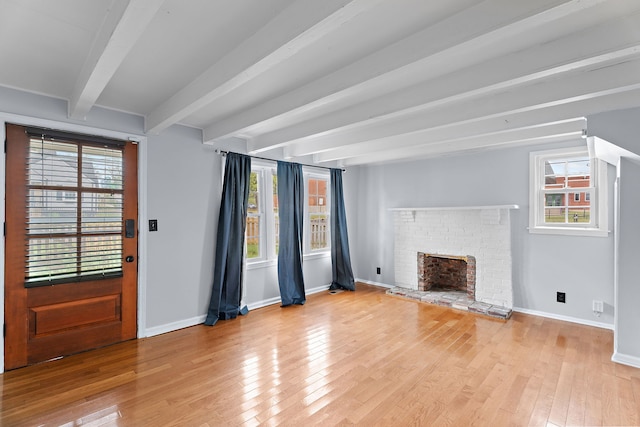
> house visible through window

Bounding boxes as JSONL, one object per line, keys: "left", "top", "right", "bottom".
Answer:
{"left": 529, "top": 144, "right": 608, "bottom": 236}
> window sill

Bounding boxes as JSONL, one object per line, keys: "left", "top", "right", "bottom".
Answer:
{"left": 246, "top": 250, "right": 331, "bottom": 270}
{"left": 304, "top": 251, "right": 331, "bottom": 261}
{"left": 246, "top": 259, "right": 277, "bottom": 270}
{"left": 528, "top": 226, "right": 609, "bottom": 237}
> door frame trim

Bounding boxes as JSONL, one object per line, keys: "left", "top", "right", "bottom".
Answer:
{"left": 0, "top": 113, "right": 149, "bottom": 373}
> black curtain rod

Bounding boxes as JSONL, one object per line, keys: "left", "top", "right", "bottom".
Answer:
{"left": 215, "top": 149, "right": 345, "bottom": 172}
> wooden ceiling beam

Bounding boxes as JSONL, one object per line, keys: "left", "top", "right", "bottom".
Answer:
{"left": 313, "top": 119, "right": 587, "bottom": 163}
{"left": 145, "top": 0, "right": 382, "bottom": 134}
{"left": 250, "top": 11, "right": 640, "bottom": 155}
{"left": 340, "top": 90, "right": 640, "bottom": 166}
{"left": 204, "top": 0, "right": 606, "bottom": 145}
{"left": 282, "top": 58, "right": 640, "bottom": 160}
{"left": 69, "top": 0, "right": 164, "bottom": 120}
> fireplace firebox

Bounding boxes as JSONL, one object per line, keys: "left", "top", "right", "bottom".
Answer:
{"left": 417, "top": 252, "right": 476, "bottom": 299}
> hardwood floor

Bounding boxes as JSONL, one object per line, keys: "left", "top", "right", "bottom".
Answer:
{"left": 2, "top": 283, "right": 639, "bottom": 426}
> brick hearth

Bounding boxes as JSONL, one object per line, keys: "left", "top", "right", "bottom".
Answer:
{"left": 386, "top": 287, "right": 512, "bottom": 320}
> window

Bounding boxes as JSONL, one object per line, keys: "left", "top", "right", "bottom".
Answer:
{"left": 245, "top": 163, "right": 277, "bottom": 263}
{"left": 529, "top": 145, "right": 608, "bottom": 236}
{"left": 26, "top": 136, "right": 124, "bottom": 285}
{"left": 245, "top": 162, "right": 330, "bottom": 265}
{"left": 306, "top": 175, "right": 329, "bottom": 251}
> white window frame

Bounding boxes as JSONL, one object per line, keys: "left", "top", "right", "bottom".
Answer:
{"left": 246, "top": 163, "right": 331, "bottom": 267}
{"left": 529, "top": 145, "right": 608, "bottom": 237}
{"left": 246, "top": 162, "right": 278, "bottom": 265}
{"left": 304, "top": 171, "right": 331, "bottom": 255}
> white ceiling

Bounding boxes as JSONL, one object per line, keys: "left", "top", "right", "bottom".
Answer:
{"left": 2, "top": 0, "right": 640, "bottom": 166}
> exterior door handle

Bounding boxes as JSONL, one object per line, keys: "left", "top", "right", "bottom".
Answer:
{"left": 125, "top": 256, "right": 135, "bottom": 263}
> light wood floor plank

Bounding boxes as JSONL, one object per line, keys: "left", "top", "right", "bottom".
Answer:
{"left": 1, "top": 283, "right": 638, "bottom": 426}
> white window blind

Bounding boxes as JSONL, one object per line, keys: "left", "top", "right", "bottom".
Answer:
{"left": 25, "top": 133, "right": 125, "bottom": 286}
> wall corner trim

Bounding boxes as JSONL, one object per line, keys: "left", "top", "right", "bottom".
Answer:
{"left": 611, "top": 352, "right": 640, "bottom": 369}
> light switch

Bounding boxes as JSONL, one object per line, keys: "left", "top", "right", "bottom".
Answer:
{"left": 149, "top": 219, "right": 158, "bottom": 232}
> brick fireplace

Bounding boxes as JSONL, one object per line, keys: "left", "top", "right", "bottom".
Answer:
{"left": 391, "top": 205, "right": 518, "bottom": 310}
{"left": 417, "top": 253, "right": 476, "bottom": 298}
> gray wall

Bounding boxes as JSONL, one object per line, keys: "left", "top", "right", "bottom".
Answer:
{"left": 615, "top": 157, "right": 640, "bottom": 363}
{"left": 345, "top": 142, "right": 616, "bottom": 326}
{"left": 591, "top": 107, "right": 640, "bottom": 364}
{"left": 145, "top": 126, "right": 221, "bottom": 328}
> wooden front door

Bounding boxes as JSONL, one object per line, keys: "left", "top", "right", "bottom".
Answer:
{"left": 4, "top": 123, "right": 138, "bottom": 370}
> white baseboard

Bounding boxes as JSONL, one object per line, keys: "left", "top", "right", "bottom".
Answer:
{"left": 145, "top": 285, "right": 332, "bottom": 337}
{"left": 246, "top": 284, "right": 331, "bottom": 311}
{"left": 512, "top": 307, "right": 614, "bottom": 330}
{"left": 611, "top": 351, "right": 640, "bottom": 369}
{"left": 247, "top": 296, "right": 282, "bottom": 311}
{"left": 356, "top": 278, "right": 394, "bottom": 289}
{"left": 144, "top": 315, "right": 206, "bottom": 338}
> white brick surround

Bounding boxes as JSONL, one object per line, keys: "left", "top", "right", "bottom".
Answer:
{"left": 392, "top": 206, "right": 517, "bottom": 308}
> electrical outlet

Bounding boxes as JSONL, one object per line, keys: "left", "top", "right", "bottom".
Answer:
{"left": 556, "top": 292, "right": 566, "bottom": 303}
{"left": 593, "top": 300, "right": 604, "bottom": 312}
{"left": 376, "top": 267, "right": 381, "bottom": 275}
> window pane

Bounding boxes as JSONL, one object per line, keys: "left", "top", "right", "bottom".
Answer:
{"left": 544, "top": 193, "right": 566, "bottom": 223}
{"left": 569, "top": 207, "right": 590, "bottom": 223}
{"left": 28, "top": 139, "right": 78, "bottom": 187}
{"left": 26, "top": 138, "right": 124, "bottom": 285}
{"left": 246, "top": 215, "right": 260, "bottom": 259}
{"left": 27, "top": 189, "right": 77, "bottom": 234}
{"left": 248, "top": 172, "right": 259, "bottom": 213}
{"left": 542, "top": 190, "right": 592, "bottom": 225}
{"left": 82, "top": 146, "right": 123, "bottom": 189}
{"left": 545, "top": 157, "right": 590, "bottom": 190}
{"left": 26, "top": 237, "right": 78, "bottom": 282}
{"left": 308, "top": 178, "right": 328, "bottom": 250}
{"left": 246, "top": 171, "right": 261, "bottom": 259}
{"left": 544, "top": 160, "right": 565, "bottom": 189}
{"left": 81, "top": 235, "right": 122, "bottom": 275}
{"left": 566, "top": 158, "right": 590, "bottom": 175}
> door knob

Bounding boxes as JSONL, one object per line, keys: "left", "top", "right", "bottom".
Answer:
{"left": 125, "top": 256, "right": 135, "bottom": 263}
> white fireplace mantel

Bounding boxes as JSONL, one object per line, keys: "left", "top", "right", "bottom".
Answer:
{"left": 389, "top": 204, "right": 519, "bottom": 212}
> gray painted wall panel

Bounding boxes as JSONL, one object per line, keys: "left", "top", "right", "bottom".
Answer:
{"left": 615, "top": 157, "right": 640, "bottom": 359}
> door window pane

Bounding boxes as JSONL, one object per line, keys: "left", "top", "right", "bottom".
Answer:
{"left": 26, "top": 137, "right": 124, "bottom": 285}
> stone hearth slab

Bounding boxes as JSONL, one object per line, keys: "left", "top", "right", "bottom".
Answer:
{"left": 386, "top": 287, "right": 512, "bottom": 320}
